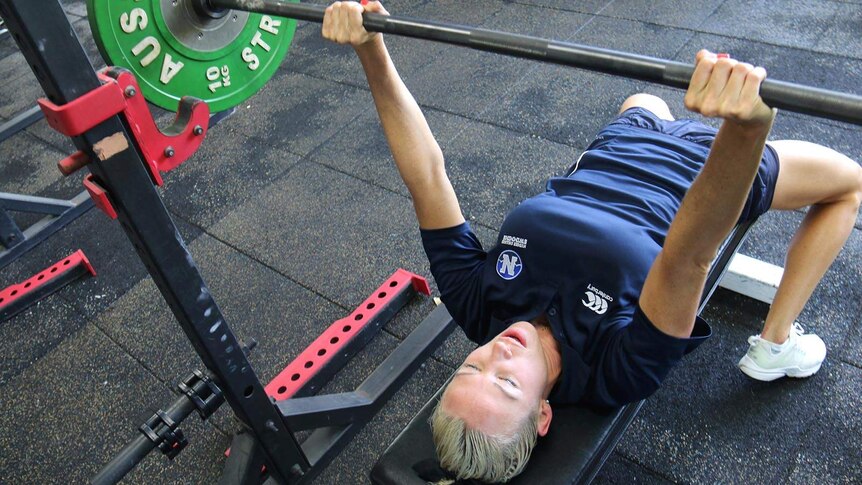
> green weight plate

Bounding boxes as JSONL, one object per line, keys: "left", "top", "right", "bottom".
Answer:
{"left": 87, "top": 0, "right": 296, "bottom": 112}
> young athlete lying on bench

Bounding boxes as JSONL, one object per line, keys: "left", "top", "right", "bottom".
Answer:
{"left": 321, "top": 1, "right": 862, "bottom": 482}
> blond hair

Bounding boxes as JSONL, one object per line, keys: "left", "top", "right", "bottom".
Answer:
{"left": 429, "top": 399, "right": 540, "bottom": 483}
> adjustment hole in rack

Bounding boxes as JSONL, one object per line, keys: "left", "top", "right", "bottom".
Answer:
{"left": 63, "top": 259, "right": 71, "bottom": 266}
{"left": 0, "top": 298, "right": 4, "bottom": 304}
{"left": 389, "top": 280, "right": 398, "bottom": 287}
{"left": 37, "top": 275, "right": 44, "bottom": 280}
{"left": 342, "top": 325, "right": 352, "bottom": 333}
{"left": 10, "top": 290, "right": 17, "bottom": 296}
{"left": 378, "top": 291, "right": 387, "bottom": 298}
{"left": 304, "top": 361, "right": 313, "bottom": 369}
{"left": 243, "top": 386, "right": 254, "bottom": 398}
{"left": 353, "top": 314, "right": 363, "bottom": 321}
{"left": 50, "top": 267, "right": 57, "bottom": 273}
{"left": 277, "top": 386, "right": 287, "bottom": 394}
{"left": 24, "top": 282, "right": 31, "bottom": 288}
{"left": 290, "top": 373, "right": 300, "bottom": 381}
{"left": 317, "top": 349, "right": 326, "bottom": 356}
{"left": 366, "top": 302, "right": 375, "bottom": 310}
{"left": 330, "top": 336, "right": 339, "bottom": 344}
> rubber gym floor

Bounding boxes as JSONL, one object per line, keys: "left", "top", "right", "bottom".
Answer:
{"left": 2, "top": 0, "right": 861, "bottom": 483}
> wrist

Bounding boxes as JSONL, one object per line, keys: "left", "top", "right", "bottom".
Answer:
{"left": 355, "top": 35, "right": 391, "bottom": 78}
{"left": 721, "top": 109, "right": 776, "bottom": 139}
{"left": 354, "top": 34, "right": 385, "bottom": 57}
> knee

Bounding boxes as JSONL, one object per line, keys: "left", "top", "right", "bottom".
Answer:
{"left": 821, "top": 152, "right": 862, "bottom": 210}
{"left": 850, "top": 162, "right": 862, "bottom": 209}
{"left": 619, "top": 93, "right": 674, "bottom": 120}
{"left": 836, "top": 159, "right": 862, "bottom": 211}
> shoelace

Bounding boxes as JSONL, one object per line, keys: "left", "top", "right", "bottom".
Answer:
{"left": 747, "top": 322, "right": 807, "bottom": 350}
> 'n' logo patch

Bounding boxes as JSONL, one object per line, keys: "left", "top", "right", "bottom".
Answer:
{"left": 496, "top": 250, "right": 523, "bottom": 280}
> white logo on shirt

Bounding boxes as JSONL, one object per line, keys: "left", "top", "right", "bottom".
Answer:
{"left": 586, "top": 283, "right": 614, "bottom": 302}
{"left": 501, "top": 235, "right": 528, "bottom": 248}
{"left": 496, "top": 250, "right": 523, "bottom": 280}
{"left": 582, "top": 291, "right": 608, "bottom": 314}
{"left": 582, "top": 284, "right": 613, "bottom": 314}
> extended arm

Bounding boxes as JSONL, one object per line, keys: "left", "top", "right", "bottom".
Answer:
{"left": 322, "top": 1, "right": 464, "bottom": 230}
{"left": 640, "top": 51, "right": 776, "bottom": 338}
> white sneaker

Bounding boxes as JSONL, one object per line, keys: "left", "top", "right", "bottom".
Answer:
{"left": 737, "top": 322, "right": 826, "bottom": 382}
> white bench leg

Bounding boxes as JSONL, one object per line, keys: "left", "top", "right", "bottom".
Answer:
{"left": 719, "top": 253, "right": 784, "bottom": 305}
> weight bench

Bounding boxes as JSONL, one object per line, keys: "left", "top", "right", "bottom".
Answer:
{"left": 370, "top": 218, "right": 756, "bottom": 484}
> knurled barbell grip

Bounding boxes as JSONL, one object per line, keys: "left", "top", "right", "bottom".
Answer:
{"left": 211, "top": 0, "right": 862, "bottom": 125}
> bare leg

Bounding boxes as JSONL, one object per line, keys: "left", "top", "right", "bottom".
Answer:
{"left": 618, "top": 93, "right": 675, "bottom": 120}
{"left": 761, "top": 140, "right": 862, "bottom": 343}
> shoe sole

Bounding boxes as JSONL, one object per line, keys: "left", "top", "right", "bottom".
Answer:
{"left": 738, "top": 360, "right": 823, "bottom": 382}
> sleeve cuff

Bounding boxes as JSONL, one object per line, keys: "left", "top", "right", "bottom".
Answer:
{"left": 632, "top": 304, "right": 712, "bottom": 358}
{"left": 419, "top": 221, "right": 473, "bottom": 238}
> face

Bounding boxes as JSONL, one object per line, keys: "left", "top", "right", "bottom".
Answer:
{"left": 441, "top": 321, "right": 550, "bottom": 437}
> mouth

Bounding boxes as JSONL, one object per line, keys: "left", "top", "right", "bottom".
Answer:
{"left": 501, "top": 328, "right": 528, "bottom": 348}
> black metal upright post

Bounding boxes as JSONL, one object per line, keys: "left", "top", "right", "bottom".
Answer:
{"left": 0, "top": 1, "right": 308, "bottom": 482}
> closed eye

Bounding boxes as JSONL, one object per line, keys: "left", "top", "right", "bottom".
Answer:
{"left": 461, "top": 365, "right": 518, "bottom": 390}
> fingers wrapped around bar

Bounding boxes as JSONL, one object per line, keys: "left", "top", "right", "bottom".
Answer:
{"left": 322, "top": 1, "right": 389, "bottom": 47}
{"left": 684, "top": 49, "right": 775, "bottom": 126}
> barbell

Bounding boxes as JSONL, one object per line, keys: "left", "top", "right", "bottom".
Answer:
{"left": 88, "top": 0, "right": 862, "bottom": 125}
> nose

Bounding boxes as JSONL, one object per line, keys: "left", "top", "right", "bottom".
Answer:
{"left": 493, "top": 339, "right": 513, "bottom": 359}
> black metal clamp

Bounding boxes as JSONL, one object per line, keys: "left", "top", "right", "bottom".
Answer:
{"left": 131, "top": 369, "right": 225, "bottom": 463}
{"left": 139, "top": 410, "right": 188, "bottom": 460}
{"left": 178, "top": 369, "right": 225, "bottom": 421}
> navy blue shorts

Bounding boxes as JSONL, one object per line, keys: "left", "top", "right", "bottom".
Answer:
{"left": 604, "top": 107, "right": 781, "bottom": 222}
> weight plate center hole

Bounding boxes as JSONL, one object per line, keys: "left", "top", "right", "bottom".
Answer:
{"left": 162, "top": 0, "right": 249, "bottom": 52}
